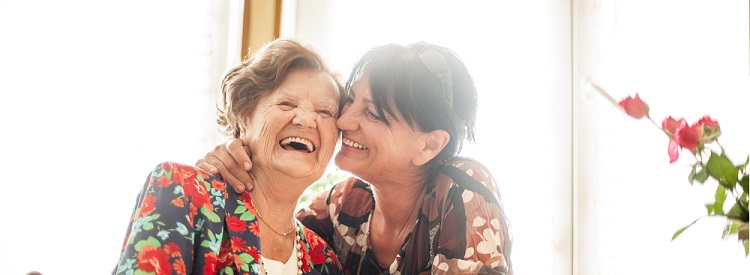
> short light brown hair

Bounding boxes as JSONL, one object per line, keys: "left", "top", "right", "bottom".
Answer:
{"left": 217, "top": 38, "right": 345, "bottom": 137}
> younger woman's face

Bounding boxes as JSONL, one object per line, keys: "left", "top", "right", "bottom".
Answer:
{"left": 334, "top": 76, "right": 429, "bottom": 182}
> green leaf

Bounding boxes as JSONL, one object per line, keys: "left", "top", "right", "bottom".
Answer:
{"left": 706, "top": 152, "right": 739, "bottom": 190}
{"left": 145, "top": 236, "right": 161, "bottom": 248}
{"left": 134, "top": 240, "right": 148, "bottom": 252}
{"left": 744, "top": 240, "right": 749, "bottom": 257}
{"left": 740, "top": 175, "right": 749, "bottom": 193}
{"left": 672, "top": 222, "right": 696, "bottom": 241}
{"left": 239, "top": 211, "right": 255, "bottom": 221}
{"left": 739, "top": 155, "right": 749, "bottom": 170}
{"left": 705, "top": 203, "right": 714, "bottom": 215}
{"left": 176, "top": 222, "right": 189, "bottom": 236}
{"left": 207, "top": 228, "right": 216, "bottom": 242}
{"left": 695, "top": 169, "right": 710, "bottom": 183}
{"left": 142, "top": 222, "right": 154, "bottom": 231}
{"left": 688, "top": 165, "right": 697, "bottom": 184}
{"left": 134, "top": 270, "right": 155, "bottom": 275}
{"left": 726, "top": 202, "right": 749, "bottom": 222}
{"left": 134, "top": 236, "right": 162, "bottom": 252}
{"left": 200, "top": 206, "right": 221, "bottom": 223}
{"left": 239, "top": 253, "right": 254, "bottom": 263}
{"left": 723, "top": 221, "right": 741, "bottom": 239}
{"left": 234, "top": 205, "right": 247, "bottom": 214}
{"left": 713, "top": 186, "right": 727, "bottom": 215}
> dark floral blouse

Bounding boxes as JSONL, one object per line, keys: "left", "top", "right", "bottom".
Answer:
{"left": 297, "top": 157, "right": 512, "bottom": 275}
{"left": 114, "top": 162, "right": 342, "bottom": 275}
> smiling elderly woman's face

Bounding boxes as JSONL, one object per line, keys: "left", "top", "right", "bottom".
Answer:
{"left": 240, "top": 68, "right": 341, "bottom": 181}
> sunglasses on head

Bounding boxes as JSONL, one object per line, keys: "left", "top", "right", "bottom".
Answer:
{"left": 417, "top": 46, "right": 453, "bottom": 106}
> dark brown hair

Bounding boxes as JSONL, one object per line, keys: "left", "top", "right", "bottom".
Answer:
{"left": 346, "top": 42, "right": 477, "bottom": 170}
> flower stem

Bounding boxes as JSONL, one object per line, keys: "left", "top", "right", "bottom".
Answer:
{"left": 591, "top": 83, "right": 625, "bottom": 114}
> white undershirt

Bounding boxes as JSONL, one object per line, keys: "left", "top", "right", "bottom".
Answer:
{"left": 262, "top": 252, "right": 299, "bottom": 274}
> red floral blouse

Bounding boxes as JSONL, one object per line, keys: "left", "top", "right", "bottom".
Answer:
{"left": 297, "top": 157, "right": 512, "bottom": 275}
{"left": 114, "top": 162, "right": 342, "bottom": 275}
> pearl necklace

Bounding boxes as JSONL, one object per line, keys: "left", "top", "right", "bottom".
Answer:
{"left": 259, "top": 233, "right": 304, "bottom": 275}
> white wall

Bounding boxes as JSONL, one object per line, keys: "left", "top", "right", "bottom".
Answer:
{"left": 574, "top": 0, "right": 750, "bottom": 273}
{"left": 0, "top": 1, "right": 235, "bottom": 274}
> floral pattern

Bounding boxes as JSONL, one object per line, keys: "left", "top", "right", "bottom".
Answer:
{"left": 297, "top": 158, "right": 512, "bottom": 275}
{"left": 114, "top": 162, "right": 342, "bottom": 275}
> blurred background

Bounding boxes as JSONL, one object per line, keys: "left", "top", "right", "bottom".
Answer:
{"left": 0, "top": 0, "right": 748, "bottom": 274}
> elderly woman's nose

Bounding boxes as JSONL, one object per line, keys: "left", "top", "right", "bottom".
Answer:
{"left": 292, "top": 107, "right": 317, "bottom": 128}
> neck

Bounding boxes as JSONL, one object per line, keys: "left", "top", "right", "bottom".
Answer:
{"left": 247, "top": 168, "right": 308, "bottom": 261}
{"left": 371, "top": 174, "right": 427, "bottom": 228}
{"left": 247, "top": 167, "right": 309, "bottom": 234}
{"left": 248, "top": 185, "right": 298, "bottom": 224}
{"left": 249, "top": 165, "right": 310, "bottom": 207}
{"left": 367, "top": 174, "right": 427, "bottom": 268}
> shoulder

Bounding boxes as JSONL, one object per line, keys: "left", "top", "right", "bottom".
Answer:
{"left": 437, "top": 157, "right": 500, "bottom": 200}
{"left": 146, "top": 162, "right": 228, "bottom": 206}
{"left": 148, "top": 162, "right": 225, "bottom": 189}
{"left": 150, "top": 162, "right": 215, "bottom": 181}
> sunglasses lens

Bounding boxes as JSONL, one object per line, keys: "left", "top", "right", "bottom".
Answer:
{"left": 418, "top": 49, "right": 450, "bottom": 75}
{"left": 417, "top": 47, "right": 453, "bottom": 105}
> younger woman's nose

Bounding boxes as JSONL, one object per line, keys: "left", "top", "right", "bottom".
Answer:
{"left": 336, "top": 104, "right": 359, "bottom": 131}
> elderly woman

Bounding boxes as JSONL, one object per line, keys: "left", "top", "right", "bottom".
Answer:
{"left": 198, "top": 42, "right": 513, "bottom": 274}
{"left": 113, "top": 38, "right": 344, "bottom": 275}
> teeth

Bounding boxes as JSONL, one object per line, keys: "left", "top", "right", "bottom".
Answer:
{"left": 342, "top": 138, "right": 368, "bottom": 150}
{"left": 280, "top": 137, "right": 314, "bottom": 152}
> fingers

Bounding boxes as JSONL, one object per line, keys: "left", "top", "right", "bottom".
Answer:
{"left": 215, "top": 139, "right": 256, "bottom": 192}
{"left": 226, "top": 138, "right": 252, "bottom": 171}
{"left": 223, "top": 138, "right": 254, "bottom": 191}
{"left": 207, "top": 154, "right": 247, "bottom": 193}
{"left": 195, "top": 158, "right": 218, "bottom": 174}
{"left": 196, "top": 141, "right": 250, "bottom": 193}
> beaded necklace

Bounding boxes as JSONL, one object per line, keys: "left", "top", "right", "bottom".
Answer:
{"left": 258, "top": 231, "right": 304, "bottom": 275}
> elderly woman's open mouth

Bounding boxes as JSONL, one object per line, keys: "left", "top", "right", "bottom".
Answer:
{"left": 279, "top": 136, "right": 316, "bottom": 153}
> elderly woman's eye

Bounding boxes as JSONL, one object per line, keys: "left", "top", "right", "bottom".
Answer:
{"left": 278, "top": 101, "right": 295, "bottom": 110}
{"left": 318, "top": 109, "right": 334, "bottom": 118}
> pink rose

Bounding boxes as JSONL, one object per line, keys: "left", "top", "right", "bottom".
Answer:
{"left": 661, "top": 116, "right": 686, "bottom": 135}
{"left": 697, "top": 115, "right": 719, "bottom": 132}
{"left": 618, "top": 93, "right": 650, "bottom": 119}
{"left": 674, "top": 123, "right": 703, "bottom": 153}
{"left": 667, "top": 139, "right": 680, "bottom": 163}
